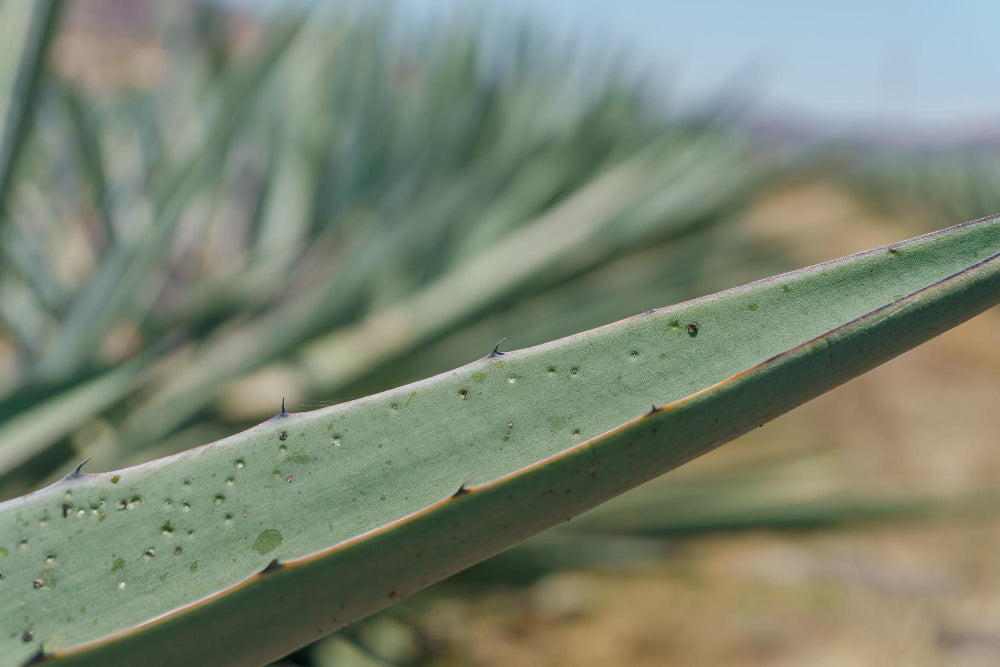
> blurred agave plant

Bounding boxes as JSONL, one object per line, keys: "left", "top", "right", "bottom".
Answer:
{"left": 0, "top": 0, "right": 773, "bottom": 501}
{"left": 852, "top": 148, "right": 1000, "bottom": 225}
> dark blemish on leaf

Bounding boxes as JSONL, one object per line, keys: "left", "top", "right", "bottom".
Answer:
{"left": 452, "top": 484, "right": 470, "bottom": 498}
{"left": 111, "top": 557, "right": 125, "bottom": 573}
{"left": 173, "top": 546, "right": 182, "bottom": 555}
{"left": 110, "top": 475, "right": 120, "bottom": 484}
{"left": 190, "top": 561, "right": 198, "bottom": 572}
{"left": 260, "top": 559, "right": 283, "bottom": 575}
{"left": 458, "top": 389, "right": 468, "bottom": 400}
{"left": 32, "top": 578, "right": 43, "bottom": 589}
{"left": 404, "top": 391, "right": 416, "bottom": 407}
{"left": 590, "top": 465, "right": 597, "bottom": 478}
{"left": 61, "top": 504, "right": 71, "bottom": 518}
{"left": 21, "top": 631, "right": 34, "bottom": 644}
{"left": 748, "top": 303, "right": 758, "bottom": 311}
{"left": 887, "top": 247, "right": 899, "bottom": 257}
{"left": 648, "top": 405, "right": 658, "bottom": 415}
{"left": 279, "top": 431, "right": 288, "bottom": 441}
{"left": 487, "top": 337, "right": 506, "bottom": 358}
{"left": 659, "top": 353, "right": 666, "bottom": 359}
{"left": 63, "top": 457, "right": 92, "bottom": 481}
{"left": 781, "top": 285, "right": 791, "bottom": 293}
{"left": 630, "top": 351, "right": 638, "bottom": 359}
{"left": 570, "top": 367, "right": 578, "bottom": 375}
{"left": 687, "top": 322, "right": 699, "bottom": 336}
{"left": 254, "top": 529, "right": 283, "bottom": 555}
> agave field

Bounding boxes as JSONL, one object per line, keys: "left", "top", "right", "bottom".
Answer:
{"left": 1, "top": 2, "right": 998, "bottom": 666}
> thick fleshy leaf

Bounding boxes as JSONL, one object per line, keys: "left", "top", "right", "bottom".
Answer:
{"left": 1, "top": 214, "right": 998, "bottom": 665}
{"left": 0, "top": 0, "right": 61, "bottom": 221}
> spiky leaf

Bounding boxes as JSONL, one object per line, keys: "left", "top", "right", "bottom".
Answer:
{"left": 1, "top": 214, "right": 998, "bottom": 665}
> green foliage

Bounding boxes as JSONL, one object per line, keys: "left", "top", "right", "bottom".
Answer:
{"left": 853, "top": 150, "right": 1000, "bottom": 224}
{"left": 0, "top": 5, "right": 769, "bottom": 504}
{"left": 3, "top": 3, "right": 997, "bottom": 665}
{"left": 1, "top": 213, "right": 998, "bottom": 665}
{"left": 0, "top": 0, "right": 62, "bottom": 219}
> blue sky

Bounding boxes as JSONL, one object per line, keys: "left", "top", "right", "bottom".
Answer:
{"left": 393, "top": 0, "right": 1000, "bottom": 137}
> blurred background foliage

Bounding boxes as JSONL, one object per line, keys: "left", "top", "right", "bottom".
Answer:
{"left": 1, "top": 1, "right": 999, "bottom": 665}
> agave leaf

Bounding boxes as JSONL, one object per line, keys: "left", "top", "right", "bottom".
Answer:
{"left": 119, "top": 130, "right": 765, "bottom": 450}
{"left": 0, "top": 357, "right": 150, "bottom": 478}
{"left": 34, "top": 16, "right": 306, "bottom": 382}
{"left": 0, "top": 214, "right": 998, "bottom": 665}
{"left": 0, "top": 0, "right": 62, "bottom": 223}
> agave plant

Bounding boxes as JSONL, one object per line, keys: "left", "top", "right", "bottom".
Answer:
{"left": 1, "top": 211, "right": 998, "bottom": 665}
{"left": 3, "top": 1, "right": 998, "bottom": 665}
{"left": 0, "top": 1, "right": 771, "bottom": 504}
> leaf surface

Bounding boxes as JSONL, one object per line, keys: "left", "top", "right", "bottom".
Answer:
{"left": 1, "top": 214, "right": 999, "bottom": 665}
